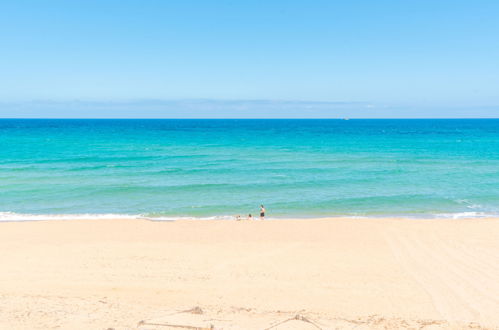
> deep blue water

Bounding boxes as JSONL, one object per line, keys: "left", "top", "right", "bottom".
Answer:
{"left": 1, "top": 119, "right": 498, "bottom": 220}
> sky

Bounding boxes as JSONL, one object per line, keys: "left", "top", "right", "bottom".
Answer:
{"left": 0, "top": 0, "right": 498, "bottom": 118}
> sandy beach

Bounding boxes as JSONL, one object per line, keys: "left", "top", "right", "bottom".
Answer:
{"left": 0, "top": 218, "right": 498, "bottom": 329}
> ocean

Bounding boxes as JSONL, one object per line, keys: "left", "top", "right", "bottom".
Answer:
{"left": 1, "top": 119, "right": 498, "bottom": 220}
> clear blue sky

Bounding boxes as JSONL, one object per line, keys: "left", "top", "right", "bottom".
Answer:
{"left": 1, "top": 0, "right": 498, "bottom": 118}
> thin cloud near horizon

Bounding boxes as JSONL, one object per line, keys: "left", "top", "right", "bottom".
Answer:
{"left": 0, "top": 99, "right": 497, "bottom": 119}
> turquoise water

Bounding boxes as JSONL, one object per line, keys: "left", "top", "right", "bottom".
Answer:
{"left": 1, "top": 119, "right": 498, "bottom": 220}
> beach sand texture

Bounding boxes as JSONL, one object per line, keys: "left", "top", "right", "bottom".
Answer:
{"left": 0, "top": 218, "right": 498, "bottom": 329}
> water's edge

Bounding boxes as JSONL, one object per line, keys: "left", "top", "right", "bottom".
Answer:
{"left": 1, "top": 211, "right": 497, "bottom": 222}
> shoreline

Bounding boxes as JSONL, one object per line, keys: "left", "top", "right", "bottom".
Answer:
{"left": 1, "top": 212, "right": 498, "bottom": 222}
{"left": 1, "top": 217, "right": 498, "bottom": 329}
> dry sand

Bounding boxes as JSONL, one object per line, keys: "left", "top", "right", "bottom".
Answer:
{"left": 0, "top": 217, "right": 498, "bottom": 329}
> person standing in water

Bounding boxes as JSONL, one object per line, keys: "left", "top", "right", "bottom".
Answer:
{"left": 260, "top": 205, "right": 265, "bottom": 220}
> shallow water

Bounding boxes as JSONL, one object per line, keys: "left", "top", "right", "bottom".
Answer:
{"left": 1, "top": 119, "right": 498, "bottom": 220}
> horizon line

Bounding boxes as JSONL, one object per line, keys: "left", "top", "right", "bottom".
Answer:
{"left": 1, "top": 118, "right": 498, "bottom": 120}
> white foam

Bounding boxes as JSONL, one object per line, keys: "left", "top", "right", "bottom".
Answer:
{"left": 0, "top": 212, "right": 139, "bottom": 221}
{"left": 139, "top": 215, "right": 235, "bottom": 221}
{"left": 0, "top": 212, "right": 241, "bottom": 222}
{"left": 0, "top": 212, "right": 497, "bottom": 222}
{"left": 432, "top": 211, "right": 494, "bottom": 219}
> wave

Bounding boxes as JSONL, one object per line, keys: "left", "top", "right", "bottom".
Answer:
{"left": 1, "top": 211, "right": 498, "bottom": 222}
{"left": 0, "top": 212, "right": 239, "bottom": 222}
{"left": 0, "top": 212, "right": 140, "bottom": 221}
{"left": 431, "top": 211, "right": 495, "bottom": 219}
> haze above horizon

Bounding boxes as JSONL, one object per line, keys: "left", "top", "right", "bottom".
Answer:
{"left": 1, "top": 1, "right": 498, "bottom": 118}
